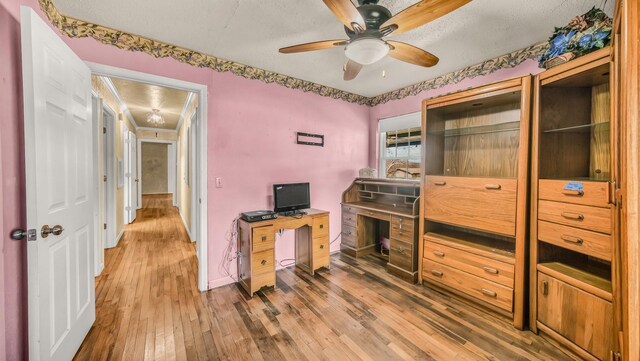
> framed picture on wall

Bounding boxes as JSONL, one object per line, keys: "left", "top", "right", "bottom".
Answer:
{"left": 117, "top": 158, "right": 124, "bottom": 188}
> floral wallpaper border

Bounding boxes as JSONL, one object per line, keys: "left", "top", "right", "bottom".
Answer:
{"left": 40, "top": 0, "right": 547, "bottom": 107}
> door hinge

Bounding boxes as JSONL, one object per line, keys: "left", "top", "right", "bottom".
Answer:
{"left": 103, "top": 175, "right": 107, "bottom": 182}
{"left": 103, "top": 223, "right": 107, "bottom": 230}
{"left": 103, "top": 127, "right": 106, "bottom": 134}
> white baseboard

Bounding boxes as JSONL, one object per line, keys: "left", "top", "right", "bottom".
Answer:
{"left": 209, "top": 276, "right": 235, "bottom": 289}
{"left": 110, "top": 228, "right": 124, "bottom": 248}
{"left": 179, "top": 209, "right": 193, "bottom": 242}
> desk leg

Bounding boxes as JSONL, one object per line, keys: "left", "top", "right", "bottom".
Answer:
{"left": 295, "top": 226, "right": 312, "bottom": 274}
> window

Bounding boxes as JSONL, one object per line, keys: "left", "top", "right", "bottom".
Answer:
{"left": 379, "top": 113, "right": 421, "bottom": 180}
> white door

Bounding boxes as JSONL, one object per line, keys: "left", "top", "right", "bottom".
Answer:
{"left": 21, "top": 7, "right": 95, "bottom": 361}
{"left": 123, "top": 129, "right": 130, "bottom": 224}
{"left": 129, "top": 132, "right": 137, "bottom": 222}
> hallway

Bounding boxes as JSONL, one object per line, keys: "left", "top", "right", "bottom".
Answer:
{"left": 74, "top": 194, "right": 205, "bottom": 360}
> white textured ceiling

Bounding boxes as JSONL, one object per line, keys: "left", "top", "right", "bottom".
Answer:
{"left": 54, "top": 0, "right": 615, "bottom": 97}
{"left": 109, "top": 77, "right": 192, "bottom": 130}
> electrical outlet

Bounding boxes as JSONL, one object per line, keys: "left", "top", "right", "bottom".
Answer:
{"left": 215, "top": 177, "right": 223, "bottom": 188}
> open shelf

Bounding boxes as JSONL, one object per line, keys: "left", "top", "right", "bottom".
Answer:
{"left": 537, "top": 262, "right": 612, "bottom": 301}
{"left": 424, "top": 229, "right": 515, "bottom": 264}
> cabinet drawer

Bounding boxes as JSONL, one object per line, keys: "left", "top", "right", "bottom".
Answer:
{"left": 424, "top": 241, "right": 514, "bottom": 288}
{"left": 538, "top": 200, "right": 611, "bottom": 234}
{"left": 341, "top": 224, "right": 356, "bottom": 247}
{"left": 251, "top": 249, "right": 275, "bottom": 276}
{"left": 313, "top": 237, "right": 329, "bottom": 259}
{"left": 342, "top": 205, "right": 357, "bottom": 215}
{"left": 423, "top": 261, "right": 513, "bottom": 312}
{"left": 538, "top": 221, "right": 612, "bottom": 261}
{"left": 313, "top": 215, "right": 329, "bottom": 238}
{"left": 252, "top": 226, "right": 275, "bottom": 253}
{"left": 389, "top": 239, "right": 413, "bottom": 271}
{"left": 342, "top": 212, "right": 356, "bottom": 227}
{"left": 424, "top": 176, "right": 517, "bottom": 236}
{"left": 537, "top": 272, "right": 612, "bottom": 360}
{"left": 390, "top": 216, "right": 414, "bottom": 242}
{"left": 539, "top": 179, "right": 609, "bottom": 208}
{"left": 359, "top": 209, "right": 390, "bottom": 222}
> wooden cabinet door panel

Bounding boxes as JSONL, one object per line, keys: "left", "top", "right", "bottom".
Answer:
{"left": 537, "top": 272, "right": 612, "bottom": 360}
{"left": 424, "top": 176, "right": 517, "bottom": 236}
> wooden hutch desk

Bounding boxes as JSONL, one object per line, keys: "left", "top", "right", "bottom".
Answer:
{"left": 237, "top": 209, "right": 330, "bottom": 296}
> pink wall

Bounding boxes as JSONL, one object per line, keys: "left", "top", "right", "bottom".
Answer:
{"left": 1, "top": 1, "right": 28, "bottom": 359}
{"left": 368, "top": 60, "right": 545, "bottom": 166}
{"left": 0, "top": 0, "right": 369, "bottom": 358}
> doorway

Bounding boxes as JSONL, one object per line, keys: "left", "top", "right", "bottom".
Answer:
{"left": 89, "top": 62, "right": 208, "bottom": 292}
{"left": 139, "top": 139, "right": 177, "bottom": 201}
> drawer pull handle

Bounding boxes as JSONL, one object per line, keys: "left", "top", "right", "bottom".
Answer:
{"left": 484, "top": 184, "right": 502, "bottom": 190}
{"left": 542, "top": 281, "right": 549, "bottom": 296}
{"left": 561, "top": 189, "right": 584, "bottom": 197}
{"left": 561, "top": 211, "right": 584, "bottom": 221}
{"left": 320, "top": 244, "right": 325, "bottom": 249}
{"left": 561, "top": 235, "right": 584, "bottom": 245}
{"left": 398, "top": 223, "right": 403, "bottom": 230}
{"left": 344, "top": 231, "right": 352, "bottom": 236}
{"left": 261, "top": 235, "right": 267, "bottom": 241}
{"left": 432, "top": 250, "right": 445, "bottom": 257}
{"left": 261, "top": 259, "right": 267, "bottom": 266}
{"left": 433, "top": 181, "right": 447, "bottom": 186}
{"left": 483, "top": 266, "right": 499, "bottom": 275}
{"left": 481, "top": 288, "right": 497, "bottom": 298}
{"left": 396, "top": 246, "right": 405, "bottom": 254}
{"left": 431, "top": 270, "right": 443, "bottom": 277}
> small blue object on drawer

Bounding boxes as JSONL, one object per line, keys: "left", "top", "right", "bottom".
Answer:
{"left": 563, "top": 181, "right": 584, "bottom": 191}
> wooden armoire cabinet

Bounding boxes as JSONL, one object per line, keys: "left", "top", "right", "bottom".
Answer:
{"left": 419, "top": 75, "right": 532, "bottom": 329}
{"left": 529, "top": 47, "right": 622, "bottom": 360}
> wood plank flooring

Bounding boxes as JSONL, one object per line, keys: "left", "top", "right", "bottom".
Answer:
{"left": 75, "top": 194, "right": 577, "bottom": 360}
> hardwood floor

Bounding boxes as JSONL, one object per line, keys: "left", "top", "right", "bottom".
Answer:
{"left": 75, "top": 194, "right": 577, "bottom": 360}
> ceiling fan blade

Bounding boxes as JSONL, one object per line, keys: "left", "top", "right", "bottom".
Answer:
{"left": 343, "top": 59, "right": 363, "bottom": 81}
{"left": 279, "top": 39, "right": 348, "bottom": 54}
{"left": 381, "top": 0, "right": 471, "bottom": 36}
{"left": 322, "top": 0, "right": 366, "bottom": 31}
{"left": 387, "top": 41, "right": 439, "bottom": 67}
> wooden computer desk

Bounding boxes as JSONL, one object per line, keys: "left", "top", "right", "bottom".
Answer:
{"left": 237, "top": 209, "right": 330, "bottom": 296}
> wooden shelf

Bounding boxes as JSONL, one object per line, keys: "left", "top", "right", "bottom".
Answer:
{"left": 424, "top": 230, "right": 515, "bottom": 264}
{"left": 537, "top": 262, "right": 612, "bottom": 301}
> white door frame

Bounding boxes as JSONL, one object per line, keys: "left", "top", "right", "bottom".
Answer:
{"left": 91, "top": 94, "right": 104, "bottom": 276}
{"left": 102, "top": 104, "right": 117, "bottom": 249}
{"left": 87, "top": 62, "right": 209, "bottom": 292}
{"left": 190, "top": 112, "right": 198, "bottom": 244}
{"left": 138, "top": 139, "right": 176, "bottom": 200}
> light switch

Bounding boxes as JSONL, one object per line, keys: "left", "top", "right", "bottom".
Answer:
{"left": 215, "top": 177, "right": 223, "bottom": 188}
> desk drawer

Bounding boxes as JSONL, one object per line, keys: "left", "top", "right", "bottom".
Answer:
{"left": 538, "top": 200, "right": 611, "bottom": 234}
{"left": 313, "top": 215, "right": 329, "bottom": 238}
{"left": 424, "top": 260, "right": 513, "bottom": 312}
{"left": 342, "top": 205, "right": 358, "bottom": 215}
{"left": 539, "top": 179, "right": 609, "bottom": 208}
{"left": 359, "top": 209, "right": 390, "bottom": 222}
{"left": 252, "top": 226, "right": 275, "bottom": 253}
{"left": 251, "top": 249, "right": 275, "bottom": 276}
{"left": 389, "top": 239, "right": 413, "bottom": 272}
{"left": 390, "top": 216, "right": 414, "bottom": 242}
{"left": 425, "top": 176, "right": 517, "bottom": 236}
{"left": 342, "top": 212, "right": 356, "bottom": 228}
{"left": 424, "top": 241, "right": 514, "bottom": 288}
{"left": 313, "top": 237, "right": 330, "bottom": 266}
{"left": 538, "top": 221, "right": 611, "bottom": 261}
{"left": 341, "top": 224, "right": 356, "bottom": 247}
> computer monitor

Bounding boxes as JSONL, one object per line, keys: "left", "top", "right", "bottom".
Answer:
{"left": 273, "top": 182, "right": 310, "bottom": 214}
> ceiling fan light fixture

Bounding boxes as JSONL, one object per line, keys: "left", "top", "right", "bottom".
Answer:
{"left": 345, "top": 38, "right": 389, "bottom": 65}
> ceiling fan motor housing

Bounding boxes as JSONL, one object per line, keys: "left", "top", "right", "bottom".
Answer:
{"left": 344, "top": 4, "right": 392, "bottom": 38}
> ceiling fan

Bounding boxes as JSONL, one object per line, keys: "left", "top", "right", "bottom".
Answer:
{"left": 279, "top": 0, "right": 471, "bottom": 81}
